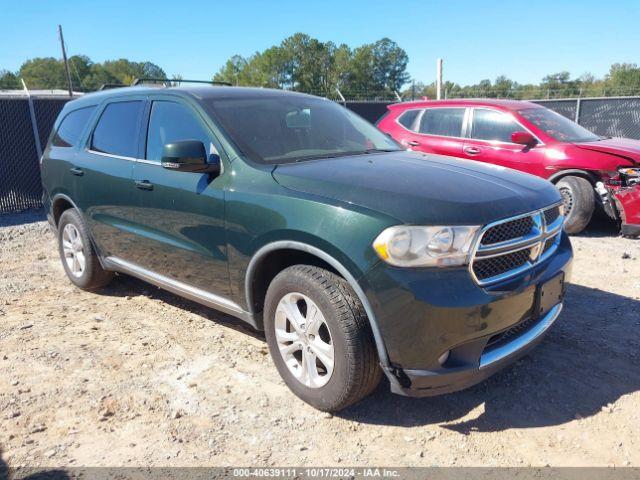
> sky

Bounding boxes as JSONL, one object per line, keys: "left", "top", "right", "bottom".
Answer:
{"left": 1, "top": 0, "right": 639, "bottom": 87}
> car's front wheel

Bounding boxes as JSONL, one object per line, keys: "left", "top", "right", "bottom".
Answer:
{"left": 264, "top": 265, "right": 382, "bottom": 412}
{"left": 556, "top": 175, "right": 595, "bottom": 234}
{"left": 57, "top": 209, "right": 114, "bottom": 290}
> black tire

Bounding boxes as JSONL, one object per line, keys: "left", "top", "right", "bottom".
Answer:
{"left": 556, "top": 176, "right": 595, "bottom": 234}
{"left": 57, "top": 209, "right": 113, "bottom": 290}
{"left": 264, "top": 265, "right": 382, "bottom": 412}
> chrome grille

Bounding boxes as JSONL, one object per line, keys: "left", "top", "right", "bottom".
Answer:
{"left": 472, "top": 248, "right": 532, "bottom": 281}
{"left": 544, "top": 205, "right": 561, "bottom": 225}
{"left": 482, "top": 216, "right": 534, "bottom": 245}
{"left": 542, "top": 236, "right": 556, "bottom": 254}
{"left": 470, "top": 202, "right": 564, "bottom": 285}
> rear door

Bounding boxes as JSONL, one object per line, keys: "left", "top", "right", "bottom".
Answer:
{"left": 42, "top": 105, "right": 97, "bottom": 206}
{"left": 73, "top": 98, "right": 145, "bottom": 258}
{"left": 127, "top": 96, "right": 231, "bottom": 297}
{"left": 401, "top": 107, "right": 467, "bottom": 158}
{"left": 463, "top": 108, "right": 546, "bottom": 174}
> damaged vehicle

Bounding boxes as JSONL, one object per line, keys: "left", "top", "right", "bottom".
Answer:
{"left": 377, "top": 99, "right": 640, "bottom": 236}
{"left": 41, "top": 86, "right": 572, "bottom": 411}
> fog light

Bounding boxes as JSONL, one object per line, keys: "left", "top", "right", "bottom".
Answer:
{"left": 438, "top": 350, "right": 450, "bottom": 366}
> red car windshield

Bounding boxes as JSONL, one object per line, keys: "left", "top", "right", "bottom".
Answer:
{"left": 518, "top": 107, "right": 601, "bottom": 143}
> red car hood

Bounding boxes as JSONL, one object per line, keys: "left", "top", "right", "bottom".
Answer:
{"left": 574, "top": 138, "right": 640, "bottom": 165}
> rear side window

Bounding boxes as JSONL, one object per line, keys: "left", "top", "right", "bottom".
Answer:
{"left": 52, "top": 106, "right": 96, "bottom": 148}
{"left": 397, "top": 109, "right": 420, "bottom": 130}
{"left": 471, "top": 109, "right": 521, "bottom": 143}
{"left": 418, "top": 108, "right": 465, "bottom": 137}
{"left": 91, "top": 101, "right": 143, "bottom": 157}
{"left": 145, "top": 101, "right": 213, "bottom": 162}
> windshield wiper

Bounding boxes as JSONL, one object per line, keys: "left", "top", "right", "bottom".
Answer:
{"left": 362, "top": 148, "right": 401, "bottom": 154}
{"left": 290, "top": 149, "right": 401, "bottom": 163}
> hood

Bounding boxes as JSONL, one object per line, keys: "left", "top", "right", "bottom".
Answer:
{"left": 272, "top": 151, "right": 561, "bottom": 225}
{"left": 574, "top": 138, "right": 640, "bottom": 165}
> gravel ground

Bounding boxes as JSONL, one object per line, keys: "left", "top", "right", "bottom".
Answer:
{"left": 0, "top": 210, "right": 639, "bottom": 468}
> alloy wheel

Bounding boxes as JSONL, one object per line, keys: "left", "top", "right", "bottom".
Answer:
{"left": 274, "top": 292, "right": 334, "bottom": 388}
{"left": 62, "top": 223, "right": 86, "bottom": 278}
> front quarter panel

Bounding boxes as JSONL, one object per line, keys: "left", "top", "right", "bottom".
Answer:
{"left": 224, "top": 159, "right": 400, "bottom": 310}
{"left": 545, "top": 144, "right": 633, "bottom": 179}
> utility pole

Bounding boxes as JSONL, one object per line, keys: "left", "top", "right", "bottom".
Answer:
{"left": 436, "top": 58, "right": 443, "bottom": 100}
{"left": 58, "top": 25, "right": 73, "bottom": 96}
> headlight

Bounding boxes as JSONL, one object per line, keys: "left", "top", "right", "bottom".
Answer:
{"left": 618, "top": 167, "right": 640, "bottom": 177}
{"left": 372, "top": 225, "right": 480, "bottom": 267}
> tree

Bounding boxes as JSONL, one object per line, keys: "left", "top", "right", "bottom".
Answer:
{"left": 212, "top": 34, "right": 410, "bottom": 98}
{"left": 370, "top": 38, "right": 410, "bottom": 92}
{"left": 19, "top": 57, "right": 67, "bottom": 89}
{"left": 0, "top": 69, "right": 20, "bottom": 89}
{"left": 214, "top": 55, "right": 249, "bottom": 85}
{"left": 606, "top": 63, "right": 640, "bottom": 94}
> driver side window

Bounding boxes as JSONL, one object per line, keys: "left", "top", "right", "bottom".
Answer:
{"left": 471, "top": 109, "right": 521, "bottom": 143}
{"left": 146, "top": 101, "right": 216, "bottom": 162}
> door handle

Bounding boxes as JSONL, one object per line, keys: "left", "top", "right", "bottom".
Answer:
{"left": 464, "top": 146, "right": 481, "bottom": 155}
{"left": 70, "top": 167, "right": 84, "bottom": 176}
{"left": 134, "top": 180, "right": 154, "bottom": 191}
{"left": 408, "top": 140, "right": 421, "bottom": 147}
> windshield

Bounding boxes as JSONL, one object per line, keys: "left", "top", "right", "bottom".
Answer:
{"left": 204, "top": 94, "right": 401, "bottom": 164}
{"left": 518, "top": 107, "right": 601, "bottom": 143}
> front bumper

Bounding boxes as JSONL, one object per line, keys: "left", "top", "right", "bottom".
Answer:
{"left": 389, "top": 304, "right": 562, "bottom": 397}
{"left": 611, "top": 183, "right": 640, "bottom": 236}
{"left": 360, "top": 231, "right": 573, "bottom": 397}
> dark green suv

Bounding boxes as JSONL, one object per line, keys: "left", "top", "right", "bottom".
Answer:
{"left": 41, "top": 86, "right": 572, "bottom": 411}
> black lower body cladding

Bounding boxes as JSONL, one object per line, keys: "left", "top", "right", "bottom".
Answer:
{"left": 360, "top": 232, "right": 573, "bottom": 396}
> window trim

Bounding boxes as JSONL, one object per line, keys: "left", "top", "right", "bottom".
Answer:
{"left": 467, "top": 107, "right": 545, "bottom": 147}
{"left": 86, "top": 99, "right": 145, "bottom": 160}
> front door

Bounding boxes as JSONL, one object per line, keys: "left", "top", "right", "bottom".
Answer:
{"left": 128, "top": 97, "right": 231, "bottom": 297}
{"left": 462, "top": 108, "right": 546, "bottom": 175}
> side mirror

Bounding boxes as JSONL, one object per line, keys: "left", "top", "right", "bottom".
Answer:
{"left": 511, "top": 131, "right": 537, "bottom": 146}
{"left": 161, "top": 140, "right": 220, "bottom": 175}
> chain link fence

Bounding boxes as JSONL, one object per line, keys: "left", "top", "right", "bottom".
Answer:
{"left": 2, "top": 93, "right": 640, "bottom": 213}
{"left": 0, "top": 96, "right": 72, "bottom": 213}
{"left": 534, "top": 97, "right": 640, "bottom": 140}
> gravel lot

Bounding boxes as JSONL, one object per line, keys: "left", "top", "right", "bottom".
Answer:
{"left": 1, "top": 210, "right": 639, "bottom": 468}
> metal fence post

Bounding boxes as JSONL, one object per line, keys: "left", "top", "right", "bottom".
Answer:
{"left": 21, "top": 79, "right": 43, "bottom": 160}
{"left": 575, "top": 97, "right": 582, "bottom": 125}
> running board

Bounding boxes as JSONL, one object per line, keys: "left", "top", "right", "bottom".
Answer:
{"left": 104, "top": 256, "right": 257, "bottom": 328}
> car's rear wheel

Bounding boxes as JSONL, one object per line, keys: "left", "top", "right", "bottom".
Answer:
{"left": 556, "top": 176, "right": 595, "bottom": 234}
{"left": 57, "top": 209, "right": 114, "bottom": 290}
{"left": 264, "top": 265, "right": 382, "bottom": 412}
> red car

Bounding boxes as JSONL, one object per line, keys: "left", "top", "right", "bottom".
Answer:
{"left": 377, "top": 99, "right": 640, "bottom": 236}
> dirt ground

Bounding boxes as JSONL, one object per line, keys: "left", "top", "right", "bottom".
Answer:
{"left": 1, "top": 210, "right": 639, "bottom": 468}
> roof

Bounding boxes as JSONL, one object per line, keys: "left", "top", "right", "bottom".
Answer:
{"left": 389, "top": 98, "right": 542, "bottom": 111}
{"left": 66, "top": 85, "right": 318, "bottom": 109}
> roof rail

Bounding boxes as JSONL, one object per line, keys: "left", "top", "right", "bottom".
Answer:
{"left": 131, "top": 78, "right": 232, "bottom": 87}
{"left": 99, "top": 83, "right": 127, "bottom": 91}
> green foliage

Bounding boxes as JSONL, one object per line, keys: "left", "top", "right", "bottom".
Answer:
{"left": 213, "top": 33, "right": 410, "bottom": 98}
{"left": 403, "top": 64, "right": 640, "bottom": 100}
{"left": 0, "top": 69, "right": 21, "bottom": 89}
{"left": 1, "top": 56, "right": 167, "bottom": 91}
{"left": 4, "top": 40, "right": 640, "bottom": 101}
